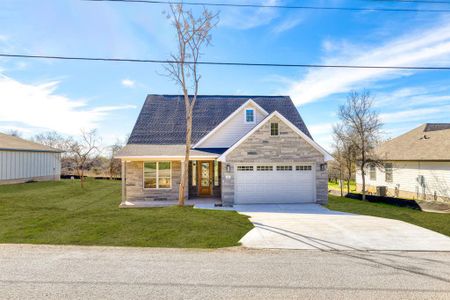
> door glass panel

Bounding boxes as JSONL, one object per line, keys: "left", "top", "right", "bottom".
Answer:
{"left": 201, "top": 162, "right": 210, "bottom": 187}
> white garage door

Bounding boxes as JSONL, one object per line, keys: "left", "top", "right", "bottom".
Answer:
{"left": 234, "top": 164, "right": 316, "bottom": 204}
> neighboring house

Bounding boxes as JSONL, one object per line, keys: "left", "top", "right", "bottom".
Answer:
{"left": 356, "top": 123, "right": 450, "bottom": 202}
{"left": 0, "top": 133, "right": 62, "bottom": 185}
{"left": 116, "top": 95, "right": 332, "bottom": 207}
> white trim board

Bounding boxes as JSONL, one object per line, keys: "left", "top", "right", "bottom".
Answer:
{"left": 218, "top": 111, "right": 333, "bottom": 162}
{"left": 193, "top": 99, "right": 269, "bottom": 148}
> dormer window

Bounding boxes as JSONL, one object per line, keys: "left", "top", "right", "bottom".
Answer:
{"left": 245, "top": 109, "right": 255, "bottom": 123}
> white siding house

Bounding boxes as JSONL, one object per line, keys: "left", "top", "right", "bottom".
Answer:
{"left": 0, "top": 133, "right": 62, "bottom": 185}
{"left": 356, "top": 124, "right": 450, "bottom": 203}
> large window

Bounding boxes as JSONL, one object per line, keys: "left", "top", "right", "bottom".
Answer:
{"left": 245, "top": 109, "right": 255, "bottom": 123}
{"left": 369, "top": 164, "right": 376, "bottom": 180}
{"left": 270, "top": 122, "right": 279, "bottom": 136}
{"left": 144, "top": 161, "right": 171, "bottom": 189}
{"left": 384, "top": 163, "right": 393, "bottom": 183}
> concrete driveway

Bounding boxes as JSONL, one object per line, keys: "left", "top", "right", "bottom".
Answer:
{"left": 234, "top": 204, "right": 450, "bottom": 251}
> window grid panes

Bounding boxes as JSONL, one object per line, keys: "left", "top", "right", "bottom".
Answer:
{"left": 385, "top": 163, "right": 393, "bottom": 183}
{"left": 237, "top": 166, "right": 254, "bottom": 171}
{"left": 296, "top": 165, "right": 312, "bottom": 171}
{"left": 276, "top": 166, "right": 293, "bottom": 171}
{"left": 270, "top": 123, "right": 279, "bottom": 136}
{"left": 257, "top": 166, "right": 273, "bottom": 171}
{"left": 369, "top": 164, "right": 376, "bottom": 180}
{"left": 144, "top": 161, "right": 171, "bottom": 189}
{"left": 245, "top": 109, "right": 254, "bottom": 123}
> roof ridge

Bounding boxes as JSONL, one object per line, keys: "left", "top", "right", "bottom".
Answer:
{"left": 146, "top": 94, "right": 290, "bottom": 98}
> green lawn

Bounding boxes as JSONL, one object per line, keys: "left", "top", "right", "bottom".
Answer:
{"left": 0, "top": 180, "right": 253, "bottom": 248}
{"left": 328, "top": 180, "right": 356, "bottom": 192}
{"left": 327, "top": 194, "right": 450, "bottom": 237}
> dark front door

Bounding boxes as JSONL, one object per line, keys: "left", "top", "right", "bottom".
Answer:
{"left": 198, "top": 161, "right": 213, "bottom": 196}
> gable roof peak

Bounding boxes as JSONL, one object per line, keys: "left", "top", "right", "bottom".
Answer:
{"left": 128, "top": 94, "right": 312, "bottom": 145}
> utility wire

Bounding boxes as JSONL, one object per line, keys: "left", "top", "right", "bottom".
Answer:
{"left": 2, "top": 53, "right": 450, "bottom": 70}
{"left": 83, "top": 0, "right": 450, "bottom": 13}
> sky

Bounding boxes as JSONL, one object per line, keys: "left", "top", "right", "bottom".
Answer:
{"left": 1, "top": 0, "right": 450, "bottom": 151}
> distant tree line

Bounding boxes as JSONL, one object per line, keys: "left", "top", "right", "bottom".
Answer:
{"left": 32, "top": 130, "right": 127, "bottom": 188}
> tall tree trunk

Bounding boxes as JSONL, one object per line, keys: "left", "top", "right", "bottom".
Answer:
{"left": 361, "top": 165, "right": 366, "bottom": 201}
{"left": 80, "top": 167, "right": 84, "bottom": 189}
{"left": 339, "top": 168, "right": 343, "bottom": 197}
{"left": 179, "top": 108, "right": 192, "bottom": 206}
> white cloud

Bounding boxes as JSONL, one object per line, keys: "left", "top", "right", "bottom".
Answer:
{"left": 221, "top": 0, "right": 281, "bottom": 29}
{"left": 0, "top": 75, "right": 135, "bottom": 135}
{"left": 309, "top": 122, "right": 333, "bottom": 137}
{"left": 380, "top": 106, "right": 450, "bottom": 123}
{"left": 287, "top": 19, "right": 450, "bottom": 105}
{"left": 271, "top": 14, "right": 304, "bottom": 34}
{"left": 121, "top": 79, "right": 135, "bottom": 88}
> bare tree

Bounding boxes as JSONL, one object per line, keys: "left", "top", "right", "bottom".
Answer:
{"left": 331, "top": 137, "right": 345, "bottom": 197}
{"left": 164, "top": 4, "right": 219, "bottom": 206}
{"left": 7, "top": 129, "right": 22, "bottom": 137}
{"left": 108, "top": 140, "right": 124, "bottom": 180}
{"left": 332, "top": 124, "right": 357, "bottom": 194}
{"left": 33, "top": 131, "right": 70, "bottom": 152}
{"left": 338, "top": 91, "right": 382, "bottom": 200}
{"left": 68, "top": 129, "right": 101, "bottom": 188}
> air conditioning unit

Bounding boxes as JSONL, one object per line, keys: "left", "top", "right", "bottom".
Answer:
{"left": 376, "top": 186, "right": 387, "bottom": 197}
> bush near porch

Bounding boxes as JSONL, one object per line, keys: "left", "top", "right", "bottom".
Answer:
{"left": 0, "top": 179, "right": 253, "bottom": 248}
{"left": 327, "top": 194, "right": 450, "bottom": 237}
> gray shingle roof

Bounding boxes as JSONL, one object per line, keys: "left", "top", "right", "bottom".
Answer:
{"left": 128, "top": 95, "right": 312, "bottom": 145}
{"left": 376, "top": 123, "right": 450, "bottom": 161}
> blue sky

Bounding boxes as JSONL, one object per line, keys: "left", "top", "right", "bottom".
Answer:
{"left": 1, "top": 0, "right": 450, "bottom": 151}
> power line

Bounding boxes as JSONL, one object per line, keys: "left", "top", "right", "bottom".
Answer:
{"left": 2, "top": 53, "right": 450, "bottom": 70}
{"left": 82, "top": 0, "right": 450, "bottom": 13}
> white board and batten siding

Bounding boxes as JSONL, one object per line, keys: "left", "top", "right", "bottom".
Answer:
{"left": 0, "top": 150, "right": 61, "bottom": 183}
{"left": 198, "top": 103, "right": 267, "bottom": 148}
{"left": 356, "top": 161, "right": 450, "bottom": 199}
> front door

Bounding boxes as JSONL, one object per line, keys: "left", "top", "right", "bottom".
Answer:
{"left": 198, "top": 161, "right": 213, "bottom": 196}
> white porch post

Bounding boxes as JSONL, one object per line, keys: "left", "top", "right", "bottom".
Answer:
{"left": 121, "top": 160, "right": 126, "bottom": 205}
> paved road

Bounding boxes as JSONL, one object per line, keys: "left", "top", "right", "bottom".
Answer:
{"left": 233, "top": 204, "right": 450, "bottom": 251}
{"left": 1, "top": 245, "right": 450, "bottom": 299}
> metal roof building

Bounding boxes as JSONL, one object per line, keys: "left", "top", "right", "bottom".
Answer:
{"left": 0, "top": 133, "right": 62, "bottom": 185}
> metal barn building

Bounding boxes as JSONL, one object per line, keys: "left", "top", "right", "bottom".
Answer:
{"left": 0, "top": 133, "right": 62, "bottom": 185}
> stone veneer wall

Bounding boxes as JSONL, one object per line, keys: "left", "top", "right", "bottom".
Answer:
{"left": 125, "top": 160, "right": 184, "bottom": 201}
{"left": 221, "top": 116, "right": 328, "bottom": 206}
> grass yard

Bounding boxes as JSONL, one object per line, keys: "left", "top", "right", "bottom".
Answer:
{"left": 327, "top": 194, "right": 450, "bottom": 237}
{"left": 328, "top": 180, "right": 356, "bottom": 192}
{"left": 0, "top": 179, "right": 253, "bottom": 248}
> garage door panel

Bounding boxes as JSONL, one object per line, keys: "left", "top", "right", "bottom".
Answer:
{"left": 235, "top": 164, "right": 315, "bottom": 204}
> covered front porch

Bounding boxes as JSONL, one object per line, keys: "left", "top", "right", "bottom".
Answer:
{"left": 116, "top": 145, "right": 225, "bottom": 207}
